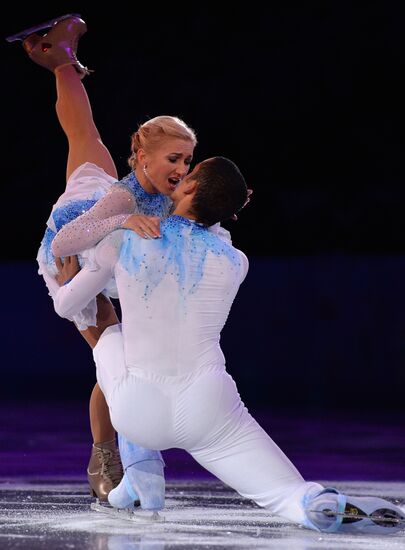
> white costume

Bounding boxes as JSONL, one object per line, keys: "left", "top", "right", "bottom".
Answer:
{"left": 44, "top": 163, "right": 230, "bottom": 330}
{"left": 54, "top": 215, "right": 324, "bottom": 526}
{"left": 37, "top": 162, "right": 171, "bottom": 329}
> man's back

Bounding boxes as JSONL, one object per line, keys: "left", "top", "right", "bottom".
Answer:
{"left": 112, "top": 216, "right": 249, "bottom": 375}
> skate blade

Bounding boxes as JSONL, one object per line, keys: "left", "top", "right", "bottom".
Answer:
{"left": 308, "top": 509, "right": 405, "bottom": 527}
{"left": 6, "top": 13, "right": 82, "bottom": 42}
{"left": 90, "top": 500, "right": 165, "bottom": 524}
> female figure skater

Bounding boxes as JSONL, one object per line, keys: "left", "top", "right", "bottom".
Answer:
{"left": 7, "top": 13, "right": 196, "bottom": 502}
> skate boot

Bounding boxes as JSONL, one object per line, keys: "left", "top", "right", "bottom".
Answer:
{"left": 108, "top": 434, "right": 165, "bottom": 511}
{"left": 6, "top": 14, "right": 91, "bottom": 78}
{"left": 304, "top": 487, "right": 405, "bottom": 534}
{"left": 87, "top": 439, "right": 124, "bottom": 502}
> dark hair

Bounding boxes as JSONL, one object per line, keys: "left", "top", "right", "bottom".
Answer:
{"left": 190, "top": 157, "right": 248, "bottom": 226}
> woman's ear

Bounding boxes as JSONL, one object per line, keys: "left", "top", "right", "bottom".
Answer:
{"left": 137, "top": 148, "right": 146, "bottom": 165}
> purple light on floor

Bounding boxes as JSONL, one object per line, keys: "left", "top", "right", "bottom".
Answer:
{"left": 1, "top": 402, "right": 404, "bottom": 482}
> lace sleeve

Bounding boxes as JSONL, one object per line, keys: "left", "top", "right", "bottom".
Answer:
{"left": 51, "top": 186, "right": 135, "bottom": 257}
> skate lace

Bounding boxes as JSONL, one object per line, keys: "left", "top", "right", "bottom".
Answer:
{"left": 96, "top": 448, "right": 123, "bottom": 486}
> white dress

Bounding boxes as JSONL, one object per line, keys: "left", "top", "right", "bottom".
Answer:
{"left": 37, "top": 162, "right": 172, "bottom": 329}
{"left": 46, "top": 164, "right": 231, "bottom": 329}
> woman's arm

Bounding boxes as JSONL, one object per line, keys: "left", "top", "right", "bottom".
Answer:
{"left": 51, "top": 186, "right": 135, "bottom": 256}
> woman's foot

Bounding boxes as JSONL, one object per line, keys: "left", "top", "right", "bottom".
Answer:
{"left": 8, "top": 14, "right": 91, "bottom": 77}
{"left": 87, "top": 439, "right": 124, "bottom": 501}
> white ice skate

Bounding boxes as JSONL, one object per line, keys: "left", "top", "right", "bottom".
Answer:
{"left": 90, "top": 498, "right": 164, "bottom": 524}
{"left": 304, "top": 487, "right": 405, "bottom": 534}
{"left": 90, "top": 435, "right": 166, "bottom": 522}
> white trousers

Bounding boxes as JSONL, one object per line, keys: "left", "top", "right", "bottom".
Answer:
{"left": 94, "top": 325, "right": 324, "bottom": 526}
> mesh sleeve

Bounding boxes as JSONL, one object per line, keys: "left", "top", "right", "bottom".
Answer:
{"left": 51, "top": 186, "right": 135, "bottom": 257}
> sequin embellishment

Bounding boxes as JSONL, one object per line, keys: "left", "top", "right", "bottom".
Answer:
{"left": 119, "top": 216, "right": 241, "bottom": 300}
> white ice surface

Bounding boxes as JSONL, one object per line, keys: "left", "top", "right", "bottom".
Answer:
{"left": 0, "top": 479, "right": 404, "bottom": 549}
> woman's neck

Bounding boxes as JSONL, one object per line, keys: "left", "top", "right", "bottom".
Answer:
{"left": 134, "top": 166, "right": 158, "bottom": 194}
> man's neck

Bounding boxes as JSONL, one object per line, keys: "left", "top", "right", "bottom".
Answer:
{"left": 172, "top": 205, "right": 197, "bottom": 222}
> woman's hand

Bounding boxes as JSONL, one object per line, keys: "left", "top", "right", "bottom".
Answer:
{"left": 122, "top": 214, "right": 161, "bottom": 239}
{"left": 55, "top": 255, "right": 80, "bottom": 286}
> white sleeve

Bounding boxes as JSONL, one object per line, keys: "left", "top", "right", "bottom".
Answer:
{"left": 51, "top": 186, "right": 135, "bottom": 257}
{"left": 208, "top": 222, "right": 232, "bottom": 244}
{"left": 238, "top": 250, "right": 249, "bottom": 282}
{"left": 53, "top": 231, "right": 122, "bottom": 320}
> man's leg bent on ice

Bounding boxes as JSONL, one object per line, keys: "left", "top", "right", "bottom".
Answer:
{"left": 184, "top": 370, "right": 405, "bottom": 534}
{"left": 94, "top": 333, "right": 405, "bottom": 532}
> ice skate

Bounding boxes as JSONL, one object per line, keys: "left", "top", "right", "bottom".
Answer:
{"left": 87, "top": 439, "right": 123, "bottom": 502}
{"left": 107, "top": 434, "right": 165, "bottom": 513}
{"left": 90, "top": 498, "right": 165, "bottom": 524}
{"left": 6, "top": 14, "right": 81, "bottom": 42}
{"left": 6, "top": 14, "right": 91, "bottom": 77}
{"left": 304, "top": 487, "right": 405, "bottom": 534}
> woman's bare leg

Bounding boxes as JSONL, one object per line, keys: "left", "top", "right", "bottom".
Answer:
{"left": 54, "top": 65, "right": 118, "bottom": 181}
{"left": 79, "top": 294, "right": 123, "bottom": 500}
{"left": 52, "top": 65, "right": 122, "bottom": 499}
{"left": 89, "top": 384, "right": 115, "bottom": 442}
{"left": 23, "top": 20, "right": 123, "bottom": 501}
{"left": 80, "top": 294, "right": 119, "bottom": 442}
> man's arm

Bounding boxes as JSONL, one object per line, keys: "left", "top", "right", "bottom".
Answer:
{"left": 53, "top": 261, "right": 113, "bottom": 320}
{"left": 53, "top": 232, "right": 121, "bottom": 320}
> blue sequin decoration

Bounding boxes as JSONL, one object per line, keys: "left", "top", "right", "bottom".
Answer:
{"left": 41, "top": 172, "right": 172, "bottom": 266}
{"left": 116, "top": 172, "right": 172, "bottom": 218}
{"left": 52, "top": 199, "right": 98, "bottom": 232}
{"left": 40, "top": 199, "right": 97, "bottom": 264}
{"left": 119, "top": 215, "right": 241, "bottom": 300}
{"left": 41, "top": 227, "right": 57, "bottom": 265}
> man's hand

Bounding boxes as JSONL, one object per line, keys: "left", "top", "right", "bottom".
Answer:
{"left": 55, "top": 255, "right": 80, "bottom": 286}
{"left": 122, "top": 214, "right": 161, "bottom": 239}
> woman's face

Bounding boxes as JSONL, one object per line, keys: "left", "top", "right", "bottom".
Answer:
{"left": 140, "top": 137, "right": 195, "bottom": 196}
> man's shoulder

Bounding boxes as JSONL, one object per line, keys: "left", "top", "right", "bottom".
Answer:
{"left": 94, "top": 229, "right": 127, "bottom": 262}
{"left": 98, "top": 228, "right": 127, "bottom": 246}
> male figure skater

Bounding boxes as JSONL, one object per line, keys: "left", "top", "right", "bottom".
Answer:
{"left": 53, "top": 157, "right": 404, "bottom": 533}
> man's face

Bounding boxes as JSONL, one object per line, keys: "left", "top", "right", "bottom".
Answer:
{"left": 170, "top": 161, "right": 203, "bottom": 206}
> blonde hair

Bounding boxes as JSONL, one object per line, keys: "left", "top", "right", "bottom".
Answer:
{"left": 128, "top": 115, "right": 197, "bottom": 170}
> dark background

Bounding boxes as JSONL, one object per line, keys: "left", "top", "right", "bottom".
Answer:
{"left": 2, "top": 3, "right": 405, "bottom": 410}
